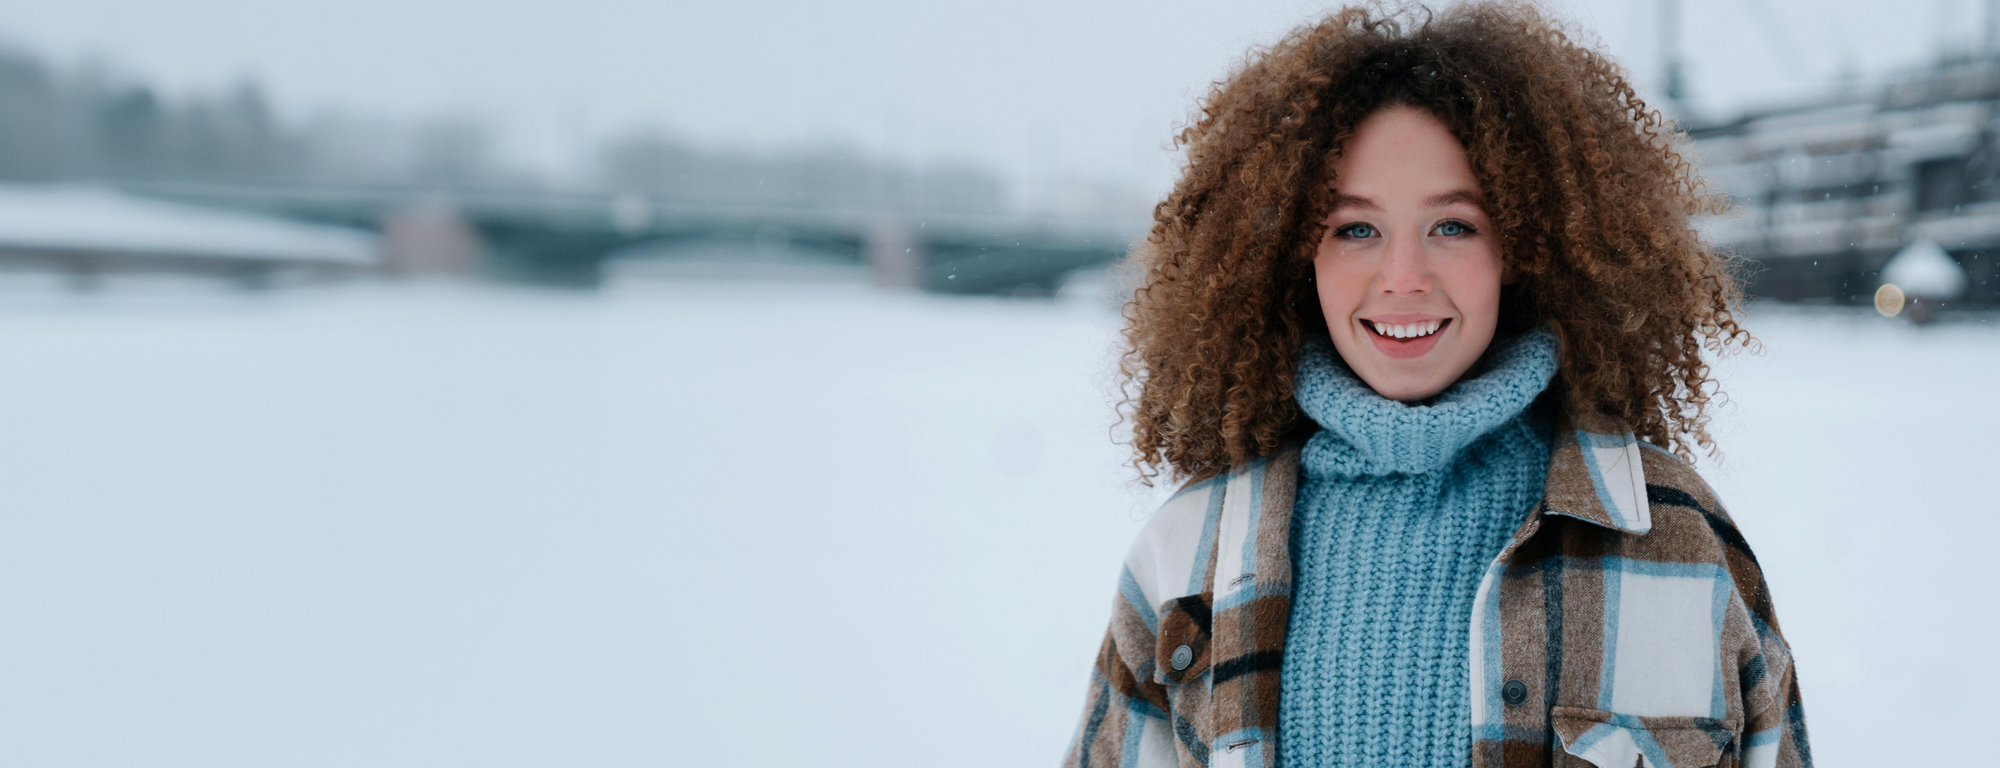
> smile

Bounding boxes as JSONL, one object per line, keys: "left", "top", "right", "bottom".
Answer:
{"left": 1364, "top": 318, "right": 1449, "bottom": 339}
{"left": 1361, "top": 317, "right": 1451, "bottom": 360}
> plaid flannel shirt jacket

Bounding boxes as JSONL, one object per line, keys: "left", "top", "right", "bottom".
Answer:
{"left": 1064, "top": 410, "right": 1812, "bottom": 768}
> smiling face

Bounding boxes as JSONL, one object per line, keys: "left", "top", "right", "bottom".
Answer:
{"left": 1313, "top": 105, "right": 1507, "bottom": 402}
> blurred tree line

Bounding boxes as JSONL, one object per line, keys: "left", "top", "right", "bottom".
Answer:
{"left": 0, "top": 47, "right": 303, "bottom": 182}
{"left": 0, "top": 43, "right": 1008, "bottom": 214}
{"left": 0, "top": 43, "right": 558, "bottom": 190}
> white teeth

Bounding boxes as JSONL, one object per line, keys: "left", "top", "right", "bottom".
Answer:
{"left": 1370, "top": 320, "right": 1444, "bottom": 339}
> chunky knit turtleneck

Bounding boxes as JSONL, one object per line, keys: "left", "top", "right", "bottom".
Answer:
{"left": 1278, "top": 329, "right": 1559, "bottom": 768}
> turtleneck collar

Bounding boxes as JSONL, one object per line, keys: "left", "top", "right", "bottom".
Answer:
{"left": 1294, "top": 328, "right": 1559, "bottom": 477}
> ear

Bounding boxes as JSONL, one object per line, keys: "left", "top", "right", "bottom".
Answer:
{"left": 1501, "top": 261, "right": 1521, "bottom": 286}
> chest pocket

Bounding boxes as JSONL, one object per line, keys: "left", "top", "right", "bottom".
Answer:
{"left": 1152, "top": 592, "right": 1213, "bottom": 685}
{"left": 1551, "top": 707, "right": 1737, "bottom": 768}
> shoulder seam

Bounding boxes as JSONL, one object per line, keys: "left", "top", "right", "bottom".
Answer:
{"left": 1645, "top": 482, "right": 1760, "bottom": 570}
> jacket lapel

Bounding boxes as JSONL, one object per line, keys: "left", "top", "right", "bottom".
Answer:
{"left": 1201, "top": 442, "right": 1300, "bottom": 767}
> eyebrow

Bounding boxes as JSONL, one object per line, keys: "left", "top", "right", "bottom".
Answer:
{"left": 1425, "top": 189, "right": 1485, "bottom": 208}
{"left": 1329, "top": 189, "right": 1485, "bottom": 211}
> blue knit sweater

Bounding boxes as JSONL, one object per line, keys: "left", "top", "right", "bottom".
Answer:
{"left": 1278, "top": 330, "right": 1559, "bottom": 768}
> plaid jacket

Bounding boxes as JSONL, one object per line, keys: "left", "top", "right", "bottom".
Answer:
{"left": 1064, "top": 411, "right": 1811, "bottom": 768}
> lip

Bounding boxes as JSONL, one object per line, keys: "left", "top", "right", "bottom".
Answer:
{"left": 1359, "top": 316, "right": 1452, "bottom": 359}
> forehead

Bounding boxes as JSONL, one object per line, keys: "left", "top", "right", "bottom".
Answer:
{"left": 1330, "top": 106, "right": 1480, "bottom": 199}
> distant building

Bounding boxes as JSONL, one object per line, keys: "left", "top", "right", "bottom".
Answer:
{"left": 0, "top": 184, "right": 377, "bottom": 289}
{"left": 1689, "top": 55, "right": 2000, "bottom": 307}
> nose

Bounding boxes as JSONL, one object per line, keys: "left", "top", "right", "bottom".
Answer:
{"left": 1377, "top": 233, "right": 1432, "bottom": 295}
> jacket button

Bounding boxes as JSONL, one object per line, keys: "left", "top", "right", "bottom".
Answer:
{"left": 1502, "top": 679, "right": 1528, "bottom": 707}
{"left": 1170, "top": 645, "right": 1193, "bottom": 671}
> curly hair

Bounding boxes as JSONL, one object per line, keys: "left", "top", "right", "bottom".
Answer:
{"left": 1119, "top": 1, "right": 1750, "bottom": 484}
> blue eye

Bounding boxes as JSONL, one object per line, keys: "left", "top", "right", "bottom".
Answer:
{"left": 1335, "top": 223, "right": 1377, "bottom": 239}
{"left": 1434, "top": 220, "right": 1475, "bottom": 237}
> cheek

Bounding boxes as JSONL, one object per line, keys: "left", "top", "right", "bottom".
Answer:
{"left": 1310, "top": 255, "right": 1363, "bottom": 320}
{"left": 1440, "top": 246, "right": 1505, "bottom": 325}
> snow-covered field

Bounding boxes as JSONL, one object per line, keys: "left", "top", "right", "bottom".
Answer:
{"left": 0, "top": 282, "right": 1988, "bottom": 766}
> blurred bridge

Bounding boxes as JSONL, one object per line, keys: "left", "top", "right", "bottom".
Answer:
{"left": 119, "top": 181, "right": 1143, "bottom": 294}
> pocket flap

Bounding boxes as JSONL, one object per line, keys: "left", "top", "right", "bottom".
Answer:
{"left": 1152, "top": 592, "right": 1212, "bottom": 685}
{"left": 1550, "top": 707, "right": 1737, "bottom": 768}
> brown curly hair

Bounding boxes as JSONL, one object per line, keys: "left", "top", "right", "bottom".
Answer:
{"left": 1119, "top": 1, "right": 1750, "bottom": 484}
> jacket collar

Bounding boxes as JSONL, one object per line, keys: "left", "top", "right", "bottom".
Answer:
{"left": 1537, "top": 407, "right": 1652, "bottom": 535}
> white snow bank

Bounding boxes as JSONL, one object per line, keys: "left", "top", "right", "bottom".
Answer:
{"left": 0, "top": 184, "right": 378, "bottom": 265}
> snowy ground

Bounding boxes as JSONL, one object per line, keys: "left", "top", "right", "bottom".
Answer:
{"left": 0, "top": 282, "right": 1988, "bottom": 766}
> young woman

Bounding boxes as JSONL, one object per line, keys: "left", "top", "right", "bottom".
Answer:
{"left": 1065, "top": 4, "right": 1810, "bottom": 768}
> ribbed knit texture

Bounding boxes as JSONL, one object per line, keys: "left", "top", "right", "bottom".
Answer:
{"left": 1278, "top": 329, "right": 1559, "bottom": 768}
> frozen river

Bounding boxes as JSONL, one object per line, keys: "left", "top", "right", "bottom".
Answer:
{"left": 0, "top": 282, "right": 1990, "bottom": 766}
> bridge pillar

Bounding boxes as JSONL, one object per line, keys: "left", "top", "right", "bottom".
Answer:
{"left": 865, "top": 216, "right": 924, "bottom": 289}
{"left": 381, "top": 200, "right": 484, "bottom": 277}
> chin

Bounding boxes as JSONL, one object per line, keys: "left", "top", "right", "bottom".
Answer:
{"left": 1331, "top": 329, "right": 1475, "bottom": 402}
{"left": 1372, "top": 379, "right": 1448, "bottom": 403}
{"left": 1352, "top": 364, "right": 1447, "bottom": 402}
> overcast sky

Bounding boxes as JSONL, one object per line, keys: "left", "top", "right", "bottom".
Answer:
{"left": 0, "top": 0, "right": 1983, "bottom": 195}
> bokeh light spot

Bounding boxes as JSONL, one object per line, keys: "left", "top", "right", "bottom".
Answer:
{"left": 1875, "top": 283, "right": 1905, "bottom": 317}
